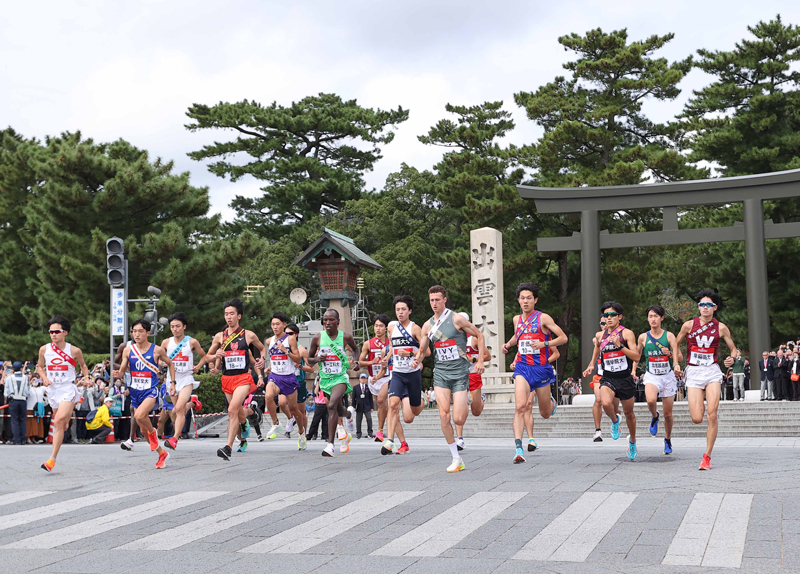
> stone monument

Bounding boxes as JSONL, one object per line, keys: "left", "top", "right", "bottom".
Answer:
{"left": 470, "top": 227, "right": 505, "bottom": 374}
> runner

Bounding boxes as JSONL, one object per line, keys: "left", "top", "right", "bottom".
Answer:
{"left": 413, "top": 287, "right": 487, "bottom": 472}
{"left": 261, "top": 312, "right": 306, "bottom": 449}
{"left": 583, "top": 316, "right": 621, "bottom": 443}
{"left": 286, "top": 323, "right": 311, "bottom": 447}
{"left": 37, "top": 316, "right": 91, "bottom": 472}
{"left": 502, "top": 283, "right": 568, "bottom": 464}
{"left": 452, "top": 312, "right": 491, "bottom": 451}
{"left": 155, "top": 312, "right": 206, "bottom": 450}
{"left": 521, "top": 343, "right": 561, "bottom": 451}
{"left": 115, "top": 336, "right": 141, "bottom": 451}
{"left": 359, "top": 314, "right": 391, "bottom": 443}
{"left": 112, "top": 319, "right": 176, "bottom": 469}
{"left": 636, "top": 305, "right": 682, "bottom": 455}
{"left": 591, "top": 302, "right": 640, "bottom": 460}
{"left": 204, "top": 298, "right": 266, "bottom": 461}
{"left": 675, "top": 289, "right": 737, "bottom": 470}
{"left": 381, "top": 295, "right": 429, "bottom": 455}
{"left": 307, "top": 309, "right": 361, "bottom": 457}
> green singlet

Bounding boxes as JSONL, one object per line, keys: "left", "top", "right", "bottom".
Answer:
{"left": 643, "top": 330, "right": 673, "bottom": 376}
{"left": 318, "top": 330, "right": 352, "bottom": 395}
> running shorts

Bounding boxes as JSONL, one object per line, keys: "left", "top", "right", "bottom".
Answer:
{"left": 319, "top": 374, "right": 352, "bottom": 396}
{"left": 221, "top": 373, "right": 257, "bottom": 395}
{"left": 268, "top": 373, "right": 300, "bottom": 396}
{"left": 599, "top": 375, "right": 636, "bottom": 401}
{"left": 388, "top": 370, "right": 422, "bottom": 408}
{"left": 129, "top": 386, "right": 159, "bottom": 409}
{"left": 514, "top": 363, "right": 555, "bottom": 391}
{"left": 296, "top": 380, "right": 309, "bottom": 403}
{"left": 642, "top": 371, "right": 678, "bottom": 398}
{"left": 368, "top": 375, "right": 390, "bottom": 396}
{"left": 590, "top": 374, "right": 602, "bottom": 390}
{"left": 173, "top": 374, "right": 200, "bottom": 393}
{"left": 46, "top": 383, "right": 80, "bottom": 410}
{"left": 433, "top": 370, "right": 468, "bottom": 393}
{"left": 468, "top": 373, "right": 483, "bottom": 391}
{"left": 685, "top": 364, "right": 723, "bottom": 390}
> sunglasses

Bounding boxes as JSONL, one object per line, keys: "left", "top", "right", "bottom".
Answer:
{"left": 698, "top": 302, "right": 716, "bottom": 308}
{"left": 285, "top": 331, "right": 296, "bottom": 336}
{"left": 602, "top": 312, "right": 619, "bottom": 318}
{"left": 49, "top": 329, "right": 65, "bottom": 335}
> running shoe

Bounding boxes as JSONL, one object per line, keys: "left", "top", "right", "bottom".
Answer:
{"left": 337, "top": 424, "right": 346, "bottom": 440}
{"left": 284, "top": 431, "right": 291, "bottom": 439}
{"left": 155, "top": 451, "right": 170, "bottom": 469}
{"left": 699, "top": 453, "right": 711, "bottom": 470}
{"left": 626, "top": 436, "right": 637, "bottom": 460}
{"left": 481, "top": 393, "right": 487, "bottom": 404}
{"left": 528, "top": 438, "right": 538, "bottom": 452}
{"left": 258, "top": 434, "right": 265, "bottom": 442}
{"left": 381, "top": 439, "right": 394, "bottom": 455}
{"left": 247, "top": 403, "right": 263, "bottom": 426}
{"left": 266, "top": 422, "right": 280, "bottom": 439}
{"left": 164, "top": 437, "right": 178, "bottom": 450}
{"left": 240, "top": 420, "right": 251, "bottom": 439}
{"left": 147, "top": 431, "right": 159, "bottom": 451}
{"left": 447, "top": 457, "right": 465, "bottom": 473}
{"left": 456, "top": 437, "right": 465, "bottom": 451}
{"left": 298, "top": 435, "right": 307, "bottom": 451}
{"left": 374, "top": 430, "right": 384, "bottom": 443}
{"left": 593, "top": 430, "right": 603, "bottom": 443}
{"left": 610, "top": 415, "right": 621, "bottom": 440}
{"left": 550, "top": 396, "right": 557, "bottom": 416}
{"left": 340, "top": 432, "right": 351, "bottom": 453}
{"left": 663, "top": 438, "right": 673, "bottom": 455}
{"left": 41, "top": 457, "right": 55, "bottom": 472}
{"left": 217, "top": 445, "right": 232, "bottom": 461}
{"left": 649, "top": 412, "right": 659, "bottom": 436}
{"left": 237, "top": 439, "right": 248, "bottom": 453}
{"left": 322, "top": 443, "right": 335, "bottom": 457}
{"left": 513, "top": 448, "right": 526, "bottom": 464}
{"left": 396, "top": 441, "right": 409, "bottom": 454}
{"left": 286, "top": 417, "right": 295, "bottom": 434}
{"left": 120, "top": 438, "right": 134, "bottom": 451}
{"left": 345, "top": 407, "right": 356, "bottom": 433}
{"left": 467, "top": 393, "right": 472, "bottom": 406}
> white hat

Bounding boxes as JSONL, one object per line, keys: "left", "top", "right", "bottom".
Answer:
{"left": 104, "top": 396, "right": 114, "bottom": 403}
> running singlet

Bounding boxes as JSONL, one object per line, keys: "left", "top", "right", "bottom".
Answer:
{"left": 391, "top": 322, "right": 420, "bottom": 373}
{"left": 44, "top": 343, "right": 77, "bottom": 385}
{"left": 686, "top": 318, "right": 720, "bottom": 367}
{"left": 166, "top": 336, "right": 194, "bottom": 381}
{"left": 643, "top": 331, "right": 673, "bottom": 375}
{"left": 268, "top": 335, "right": 294, "bottom": 376}
{"left": 221, "top": 329, "right": 250, "bottom": 376}
{"left": 515, "top": 311, "right": 550, "bottom": 366}
{"left": 466, "top": 336, "right": 480, "bottom": 374}
{"left": 367, "top": 337, "right": 389, "bottom": 379}
{"left": 429, "top": 310, "right": 469, "bottom": 373}
{"left": 128, "top": 343, "right": 159, "bottom": 391}
{"left": 318, "top": 330, "right": 349, "bottom": 379}
{"left": 599, "top": 327, "right": 632, "bottom": 379}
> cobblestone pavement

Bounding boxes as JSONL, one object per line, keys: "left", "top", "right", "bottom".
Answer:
{"left": 1, "top": 435, "right": 797, "bottom": 573}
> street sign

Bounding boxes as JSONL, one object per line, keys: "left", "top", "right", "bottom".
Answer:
{"left": 112, "top": 288, "right": 125, "bottom": 336}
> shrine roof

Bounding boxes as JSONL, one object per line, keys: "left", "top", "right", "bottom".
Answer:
{"left": 294, "top": 228, "right": 382, "bottom": 270}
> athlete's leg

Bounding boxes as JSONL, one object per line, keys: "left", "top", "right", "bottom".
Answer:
{"left": 593, "top": 383, "right": 603, "bottom": 429}
{"left": 286, "top": 392, "right": 305, "bottom": 434}
{"left": 386, "top": 395, "right": 401, "bottom": 442}
{"left": 264, "top": 382, "right": 280, "bottom": 425}
{"left": 645, "top": 384, "right": 659, "bottom": 419}
{"left": 401, "top": 397, "right": 416, "bottom": 423}
{"left": 452, "top": 389, "right": 469, "bottom": 432}
{"left": 377, "top": 384, "right": 388, "bottom": 433}
{"left": 49, "top": 402, "right": 76, "bottom": 460}
{"left": 470, "top": 388, "right": 485, "bottom": 417}
{"left": 326, "top": 384, "right": 348, "bottom": 445}
{"left": 535, "top": 385, "right": 555, "bottom": 418}
{"left": 600, "top": 385, "right": 619, "bottom": 422}
{"left": 157, "top": 409, "right": 168, "bottom": 437}
{"left": 435, "top": 387, "right": 454, "bottom": 444}
{"left": 224, "top": 385, "right": 252, "bottom": 449}
{"left": 513, "top": 376, "right": 531, "bottom": 441}
{"left": 134, "top": 397, "right": 166, "bottom": 456}
{"left": 621, "top": 397, "right": 636, "bottom": 443}
{"left": 524, "top": 393, "right": 534, "bottom": 438}
{"left": 171, "top": 386, "right": 193, "bottom": 442}
{"left": 662, "top": 395, "right": 674, "bottom": 440}
{"left": 704, "top": 382, "right": 721, "bottom": 456}
{"left": 687, "top": 387, "right": 706, "bottom": 425}
{"left": 129, "top": 406, "right": 138, "bottom": 440}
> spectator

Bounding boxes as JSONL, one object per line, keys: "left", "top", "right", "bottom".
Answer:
{"left": 75, "top": 377, "right": 98, "bottom": 443}
{"left": 306, "top": 378, "right": 328, "bottom": 441}
{"left": 86, "top": 396, "right": 114, "bottom": 443}
{"left": 743, "top": 358, "right": 751, "bottom": 391}
{"left": 731, "top": 350, "right": 746, "bottom": 401}
{"left": 758, "top": 351, "right": 775, "bottom": 401}
{"left": 4, "top": 361, "right": 30, "bottom": 445}
{"left": 353, "top": 373, "right": 374, "bottom": 439}
{"left": 26, "top": 376, "right": 45, "bottom": 443}
{"left": 775, "top": 349, "right": 790, "bottom": 401}
{"left": 569, "top": 378, "right": 578, "bottom": 404}
{"left": 0, "top": 362, "right": 9, "bottom": 443}
{"left": 790, "top": 351, "right": 800, "bottom": 401}
{"left": 427, "top": 387, "right": 437, "bottom": 409}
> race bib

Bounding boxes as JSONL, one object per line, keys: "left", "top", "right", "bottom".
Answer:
{"left": 649, "top": 356, "right": 670, "bottom": 375}
{"left": 224, "top": 350, "right": 246, "bottom": 371}
{"left": 47, "top": 365, "right": 69, "bottom": 383}
{"left": 172, "top": 352, "right": 190, "bottom": 373}
{"left": 518, "top": 333, "right": 537, "bottom": 355}
{"left": 434, "top": 339, "right": 459, "bottom": 362}
{"left": 393, "top": 347, "right": 413, "bottom": 369}
{"left": 131, "top": 371, "right": 152, "bottom": 390}
{"left": 320, "top": 347, "right": 342, "bottom": 375}
{"left": 602, "top": 351, "right": 627, "bottom": 372}
{"left": 370, "top": 346, "right": 384, "bottom": 377}
{"left": 690, "top": 348, "right": 714, "bottom": 367}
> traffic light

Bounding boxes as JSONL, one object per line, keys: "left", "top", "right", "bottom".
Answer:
{"left": 106, "top": 237, "right": 125, "bottom": 286}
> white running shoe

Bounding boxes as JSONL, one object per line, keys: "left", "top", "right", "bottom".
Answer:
{"left": 120, "top": 439, "right": 134, "bottom": 451}
{"left": 322, "top": 443, "right": 335, "bottom": 457}
{"left": 447, "top": 457, "right": 465, "bottom": 473}
{"left": 593, "top": 430, "right": 603, "bottom": 442}
{"left": 266, "top": 423, "right": 280, "bottom": 439}
{"left": 340, "top": 432, "right": 351, "bottom": 453}
{"left": 286, "top": 417, "right": 295, "bottom": 434}
{"left": 298, "top": 434, "right": 307, "bottom": 450}
{"left": 345, "top": 406, "right": 356, "bottom": 433}
{"left": 337, "top": 424, "right": 346, "bottom": 440}
{"left": 455, "top": 437, "right": 465, "bottom": 451}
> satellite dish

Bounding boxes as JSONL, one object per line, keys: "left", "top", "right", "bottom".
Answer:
{"left": 290, "top": 288, "right": 307, "bottom": 305}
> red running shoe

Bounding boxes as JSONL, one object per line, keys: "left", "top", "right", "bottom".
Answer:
{"left": 155, "top": 451, "right": 170, "bottom": 469}
{"left": 41, "top": 457, "right": 56, "bottom": 472}
{"left": 147, "top": 431, "right": 159, "bottom": 451}
{"left": 396, "top": 441, "right": 409, "bottom": 454}
{"left": 164, "top": 437, "right": 177, "bottom": 450}
{"left": 699, "top": 453, "right": 711, "bottom": 470}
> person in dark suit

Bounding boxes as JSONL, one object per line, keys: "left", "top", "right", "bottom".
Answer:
{"left": 758, "top": 351, "right": 775, "bottom": 400}
{"left": 774, "top": 349, "right": 790, "bottom": 401}
{"left": 353, "top": 374, "right": 374, "bottom": 438}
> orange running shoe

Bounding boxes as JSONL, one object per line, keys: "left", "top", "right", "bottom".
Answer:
{"left": 699, "top": 453, "right": 711, "bottom": 470}
{"left": 164, "top": 437, "right": 178, "bottom": 450}
{"left": 155, "top": 451, "right": 170, "bottom": 469}
{"left": 41, "top": 457, "right": 56, "bottom": 472}
{"left": 396, "top": 441, "right": 409, "bottom": 454}
{"left": 147, "top": 431, "right": 159, "bottom": 451}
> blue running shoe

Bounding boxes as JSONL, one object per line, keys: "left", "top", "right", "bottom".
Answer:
{"left": 663, "top": 438, "right": 672, "bottom": 455}
{"left": 237, "top": 439, "right": 248, "bottom": 453}
{"left": 513, "top": 447, "right": 526, "bottom": 464}
{"left": 611, "top": 415, "right": 621, "bottom": 440}
{"left": 627, "top": 436, "right": 637, "bottom": 460}
{"left": 240, "top": 420, "right": 251, "bottom": 439}
{"left": 649, "top": 412, "right": 659, "bottom": 436}
{"left": 527, "top": 438, "right": 538, "bottom": 452}
{"left": 550, "top": 396, "right": 557, "bottom": 416}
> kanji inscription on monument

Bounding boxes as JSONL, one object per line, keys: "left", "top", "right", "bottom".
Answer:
{"left": 470, "top": 227, "right": 505, "bottom": 373}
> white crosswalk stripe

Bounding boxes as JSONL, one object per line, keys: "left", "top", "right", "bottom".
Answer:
{"left": 117, "top": 491, "right": 322, "bottom": 550}
{"left": 2, "top": 491, "right": 226, "bottom": 549}
{"left": 371, "top": 491, "right": 526, "bottom": 557}
{"left": 663, "top": 493, "right": 753, "bottom": 568}
{"left": 0, "top": 491, "right": 54, "bottom": 508}
{"left": 0, "top": 492, "right": 133, "bottom": 532}
{"left": 238, "top": 491, "right": 422, "bottom": 554}
{"left": 512, "top": 492, "right": 638, "bottom": 562}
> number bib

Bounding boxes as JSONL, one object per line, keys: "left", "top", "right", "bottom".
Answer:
{"left": 131, "top": 371, "right": 152, "bottom": 390}
{"left": 370, "top": 346, "right": 385, "bottom": 377}
{"left": 320, "top": 347, "right": 343, "bottom": 375}
{"left": 270, "top": 354, "right": 291, "bottom": 374}
{"left": 602, "top": 351, "right": 627, "bottom": 372}
{"left": 690, "top": 347, "right": 715, "bottom": 367}
{"left": 434, "top": 339, "right": 459, "bottom": 362}
{"left": 518, "top": 333, "right": 539, "bottom": 355}
{"left": 224, "top": 351, "right": 246, "bottom": 371}
{"left": 172, "top": 352, "right": 190, "bottom": 374}
{"left": 47, "top": 365, "right": 69, "bottom": 384}
{"left": 393, "top": 347, "right": 414, "bottom": 370}
{"left": 648, "top": 356, "right": 670, "bottom": 375}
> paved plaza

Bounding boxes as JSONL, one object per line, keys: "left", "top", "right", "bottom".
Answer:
{"left": 1, "top": 435, "right": 798, "bottom": 573}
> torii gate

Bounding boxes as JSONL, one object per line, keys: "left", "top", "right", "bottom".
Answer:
{"left": 518, "top": 168, "right": 800, "bottom": 371}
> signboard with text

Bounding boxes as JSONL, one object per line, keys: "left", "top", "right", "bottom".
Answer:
{"left": 112, "top": 288, "right": 125, "bottom": 336}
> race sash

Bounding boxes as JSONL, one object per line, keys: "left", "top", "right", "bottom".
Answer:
{"left": 599, "top": 326, "right": 624, "bottom": 351}
{"left": 515, "top": 311, "right": 539, "bottom": 340}
{"left": 222, "top": 329, "right": 245, "bottom": 351}
{"left": 396, "top": 322, "right": 420, "bottom": 348}
{"left": 646, "top": 332, "right": 672, "bottom": 356}
{"left": 428, "top": 309, "right": 452, "bottom": 343}
{"left": 51, "top": 343, "right": 77, "bottom": 368}
{"left": 269, "top": 334, "right": 290, "bottom": 353}
{"left": 130, "top": 343, "right": 159, "bottom": 374}
{"left": 168, "top": 336, "right": 191, "bottom": 360}
{"left": 688, "top": 320, "right": 714, "bottom": 340}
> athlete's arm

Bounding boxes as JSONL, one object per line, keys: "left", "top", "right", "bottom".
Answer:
{"left": 668, "top": 332, "right": 683, "bottom": 377}
{"left": 36, "top": 345, "right": 51, "bottom": 386}
{"left": 719, "top": 323, "right": 737, "bottom": 368}
{"left": 247, "top": 350, "right": 264, "bottom": 386}
{"left": 582, "top": 334, "right": 602, "bottom": 378}
{"left": 454, "top": 313, "right": 487, "bottom": 374}
{"left": 246, "top": 331, "right": 267, "bottom": 370}
{"left": 540, "top": 313, "right": 569, "bottom": 349}
{"left": 114, "top": 351, "right": 130, "bottom": 379}
{"left": 674, "top": 321, "right": 692, "bottom": 365}
{"left": 548, "top": 346, "right": 560, "bottom": 363}
{"left": 72, "top": 345, "right": 91, "bottom": 381}
{"left": 502, "top": 316, "right": 519, "bottom": 354}
{"left": 619, "top": 329, "right": 640, "bottom": 361}
{"left": 413, "top": 322, "right": 431, "bottom": 365}
{"left": 204, "top": 333, "right": 223, "bottom": 374}
{"left": 298, "top": 346, "right": 314, "bottom": 373}
{"left": 190, "top": 338, "right": 208, "bottom": 372}
{"left": 154, "top": 345, "right": 176, "bottom": 384}
{"left": 412, "top": 323, "right": 431, "bottom": 358}
{"left": 343, "top": 334, "right": 361, "bottom": 371}
{"left": 307, "top": 334, "right": 322, "bottom": 366}
{"left": 359, "top": 341, "right": 376, "bottom": 366}
{"left": 381, "top": 326, "right": 395, "bottom": 365}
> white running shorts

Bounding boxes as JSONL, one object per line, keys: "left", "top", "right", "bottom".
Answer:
{"left": 46, "top": 383, "right": 80, "bottom": 410}
{"left": 684, "top": 364, "right": 723, "bottom": 390}
{"left": 368, "top": 376, "right": 390, "bottom": 396}
{"left": 642, "top": 371, "right": 677, "bottom": 398}
{"left": 173, "top": 374, "right": 200, "bottom": 393}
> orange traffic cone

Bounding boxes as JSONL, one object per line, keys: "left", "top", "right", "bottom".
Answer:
{"left": 105, "top": 417, "right": 115, "bottom": 443}
{"left": 46, "top": 419, "right": 55, "bottom": 444}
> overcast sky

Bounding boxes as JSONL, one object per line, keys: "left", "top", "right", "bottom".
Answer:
{"left": 3, "top": 1, "right": 798, "bottom": 220}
